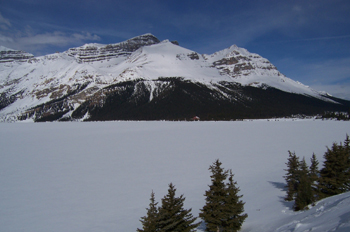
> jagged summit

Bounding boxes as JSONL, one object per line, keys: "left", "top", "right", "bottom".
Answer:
{"left": 0, "top": 34, "right": 349, "bottom": 122}
{"left": 65, "top": 34, "right": 160, "bottom": 63}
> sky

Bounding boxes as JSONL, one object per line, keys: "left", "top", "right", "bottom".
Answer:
{"left": 1, "top": 0, "right": 350, "bottom": 100}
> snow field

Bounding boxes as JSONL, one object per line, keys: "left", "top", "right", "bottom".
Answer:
{"left": 0, "top": 120, "right": 349, "bottom": 231}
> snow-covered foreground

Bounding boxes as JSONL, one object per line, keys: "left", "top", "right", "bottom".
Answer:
{"left": 0, "top": 120, "right": 350, "bottom": 232}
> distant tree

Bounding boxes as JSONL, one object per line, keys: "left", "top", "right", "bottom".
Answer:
{"left": 200, "top": 159, "right": 247, "bottom": 232}
{"left": 157, "top": 183, "right": 199, "bottom": 232}
{"left": 284, "top": 151, "right": 300, "bottom": 201}
{"left": 318, "top": 135, "right": 350, "bottom": 198}
{"left": 137, "top": 190, "right": 159, "bottom": 232}
{"left": 294, "top": 157, "right": 313, "bottom": 211}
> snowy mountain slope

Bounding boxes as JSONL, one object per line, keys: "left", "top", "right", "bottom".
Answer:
{"left": 1, "top": 120, "right": 350, "bottom": 232}
{"left": 0, "top": 34, "right": 349, "bottom": 122}
{"left": 205, "top": 45, "right": 323, "bottom": 96}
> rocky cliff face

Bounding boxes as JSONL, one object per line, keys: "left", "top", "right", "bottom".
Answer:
{"left": 206, "top": 45, "right": 280, "bottom": 78}
{"left": 0, "top": 46, "right": 34, "bottom": 63}
{"left": 0, "top": 34, "right": 349, "bottom": 122}
{"left": 66, "top": 34, "right": 160, "bottom": 63}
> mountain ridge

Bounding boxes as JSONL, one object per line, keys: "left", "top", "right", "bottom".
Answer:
{"left": 0, "top": 34, "right": 349, "bottom": 122}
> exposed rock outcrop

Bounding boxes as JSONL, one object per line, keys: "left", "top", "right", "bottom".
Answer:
{"left": 66, "top": 34, "right": 160, "bottom": 63}
{"left": 0, "top": 46, "right": 34, "bottom": 63}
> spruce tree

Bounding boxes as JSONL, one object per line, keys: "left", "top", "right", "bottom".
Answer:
{"left": 319, "top": 135, "right": 350, "bottom": 198}
{"left": 200, "top": 159, "right": 247, "bottom": 232}
{"left": 309, "top": 153, "right": 319, "bottom": 199}
{"left": 137, "top": 190, "right": 159, "bottom": 232}
{"left": 284, "top": 151, "right": 300, "bottom": 201}
{"left": 294, "top": 157, "right": 313, "bottom": 211}
{"left": 222, "top": 170, "right": 248, "bottom": 232}
{"left": 157, "top": 183, "right": 199, "bottom": 232}
{"left": 200, "top": 159, "right": 229, "bottom": 232}
{"left": 309, "top": 153, "right": 319, "bottom": 185}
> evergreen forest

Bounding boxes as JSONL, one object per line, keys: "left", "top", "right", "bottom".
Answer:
{"left": 284, "top": 134, "right": 350, "bottom": 211}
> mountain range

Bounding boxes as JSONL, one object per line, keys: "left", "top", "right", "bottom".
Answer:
{"left": 1, "top": 33, "right": 349, "bottom": 122}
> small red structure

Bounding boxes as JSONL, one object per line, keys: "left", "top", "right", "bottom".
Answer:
{"left": 192, "top": 116, "right": 200, "bottom": 121}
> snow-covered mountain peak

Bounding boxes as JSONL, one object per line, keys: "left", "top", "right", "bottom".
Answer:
{"left": 0, "top": 47, "right": 34, "bottom": 63}
{"left": 0, "top": 33, "right": 347, "bottom": 122}
{"left": 116, "top": 39, "right": 224, "bottom": 84}
{"left": 65, "top": 34, "right": 160, "bottom": 63}
{"left": 128, "top": 33, "right": 158, "bottom": 41}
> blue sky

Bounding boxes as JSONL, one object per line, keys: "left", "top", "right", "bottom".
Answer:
{"left": 1, "top": 0, "right": 350, "bottom": 100}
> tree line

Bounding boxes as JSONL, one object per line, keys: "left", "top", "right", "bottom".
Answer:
{"left": 137, "top": 159, "right": 247, "bottom": 232}
{"left": 284, "top": 134, "right": 350, "bottom": 211}
{"left": 321, "top": 111, "right": 350, "bottom": 121}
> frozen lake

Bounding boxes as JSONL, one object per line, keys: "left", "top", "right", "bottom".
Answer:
{"left": 0, "top": 120, "right": 349, "bottom": 231}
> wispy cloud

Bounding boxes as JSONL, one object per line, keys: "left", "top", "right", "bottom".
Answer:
{"left": 311, "top": 83, "right": 350, "bottom": 100}
{"left": 180, "top": 1, "right": 350, "bottom": 54}
{"left": 17, "top": 31, "right": 100, "bottom": 46}
{"left": 300, "top": 58, "right": 350, "bottom": 85}
{"left": 0, "top": 12, "right": 100, "bottom": 54}
{"left": 0, "top": 12, "right": 11, "bottom": 30}
{"left": 1, "top": 30, "right": 101, "bottom": 54}
{"left": 276, "top": 57, "right": 350, "bottom": 100}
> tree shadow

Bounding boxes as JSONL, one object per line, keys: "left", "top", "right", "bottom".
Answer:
{"left": 268, "top": 181, "right": 286, "bottom": 191}
{"left": 278, "top": 196, "right": 295, "bottom": 209}
{"left": 268, "top": 181, "right": 294, "bottom": 209}
{"left": 337, "top": 211, "right": 350, "bottom": 231}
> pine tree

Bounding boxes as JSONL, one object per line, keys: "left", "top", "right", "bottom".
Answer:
{"left": 157, "top": 183, "right": 199, "bottom": 232}
{"left": 284, "top": 151, "right": 300, "bottom": 201}
{"left": 137, "top": 190, "right": 159, "bottom": 232}
{"left": 309, "top": 153, "right": 319, "bottom": 199}
{"left": 200, "top": 159, "right": 229, "bottom": 232}
{"left": 294, "top": 157, "right": 313, "bottom": 211}
{"left": 200, "top": 159, "right": 247, "bottom": 232}
{"left": 222, "top": 170, "right": 248, "bottom": 232}
{"left": 345, "top": 134, "right": 350, "bottom": 157}
{"left": 318, "top": 135, "right": 350, "bottom": 198}
{"left": 309, "top": 153, "right": 319, "bottom": 185}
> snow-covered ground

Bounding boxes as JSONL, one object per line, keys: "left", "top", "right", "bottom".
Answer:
{"left": 0, "top": 120, "right": 349, "bottom": 232}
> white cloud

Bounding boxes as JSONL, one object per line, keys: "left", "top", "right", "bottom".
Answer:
{"left": 300, "top": 58, "right": 350, "bottom": 85}
{"left": 311, "top": 83, "right": 350, "bottom": 100}
{"left": 0, "top": 34, "right": 14, "bottom": 43}
{"left": 0, "top": 13, "right": 11, "bottom": 30}
{"left": 17, "top": 31, "right": 101, "bottom": 47}
{"left": 0, "top": 11, "right": 100, "bottom": 54}
{"left": 276, "top": 57, "right": 350, "bottom": 100}
{"left": 0, "top": 30, "right": 101, "bottom": 54}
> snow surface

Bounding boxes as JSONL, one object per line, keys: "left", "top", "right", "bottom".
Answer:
{"left": 1, "top": 120, "right": 350, "bottom": 232}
